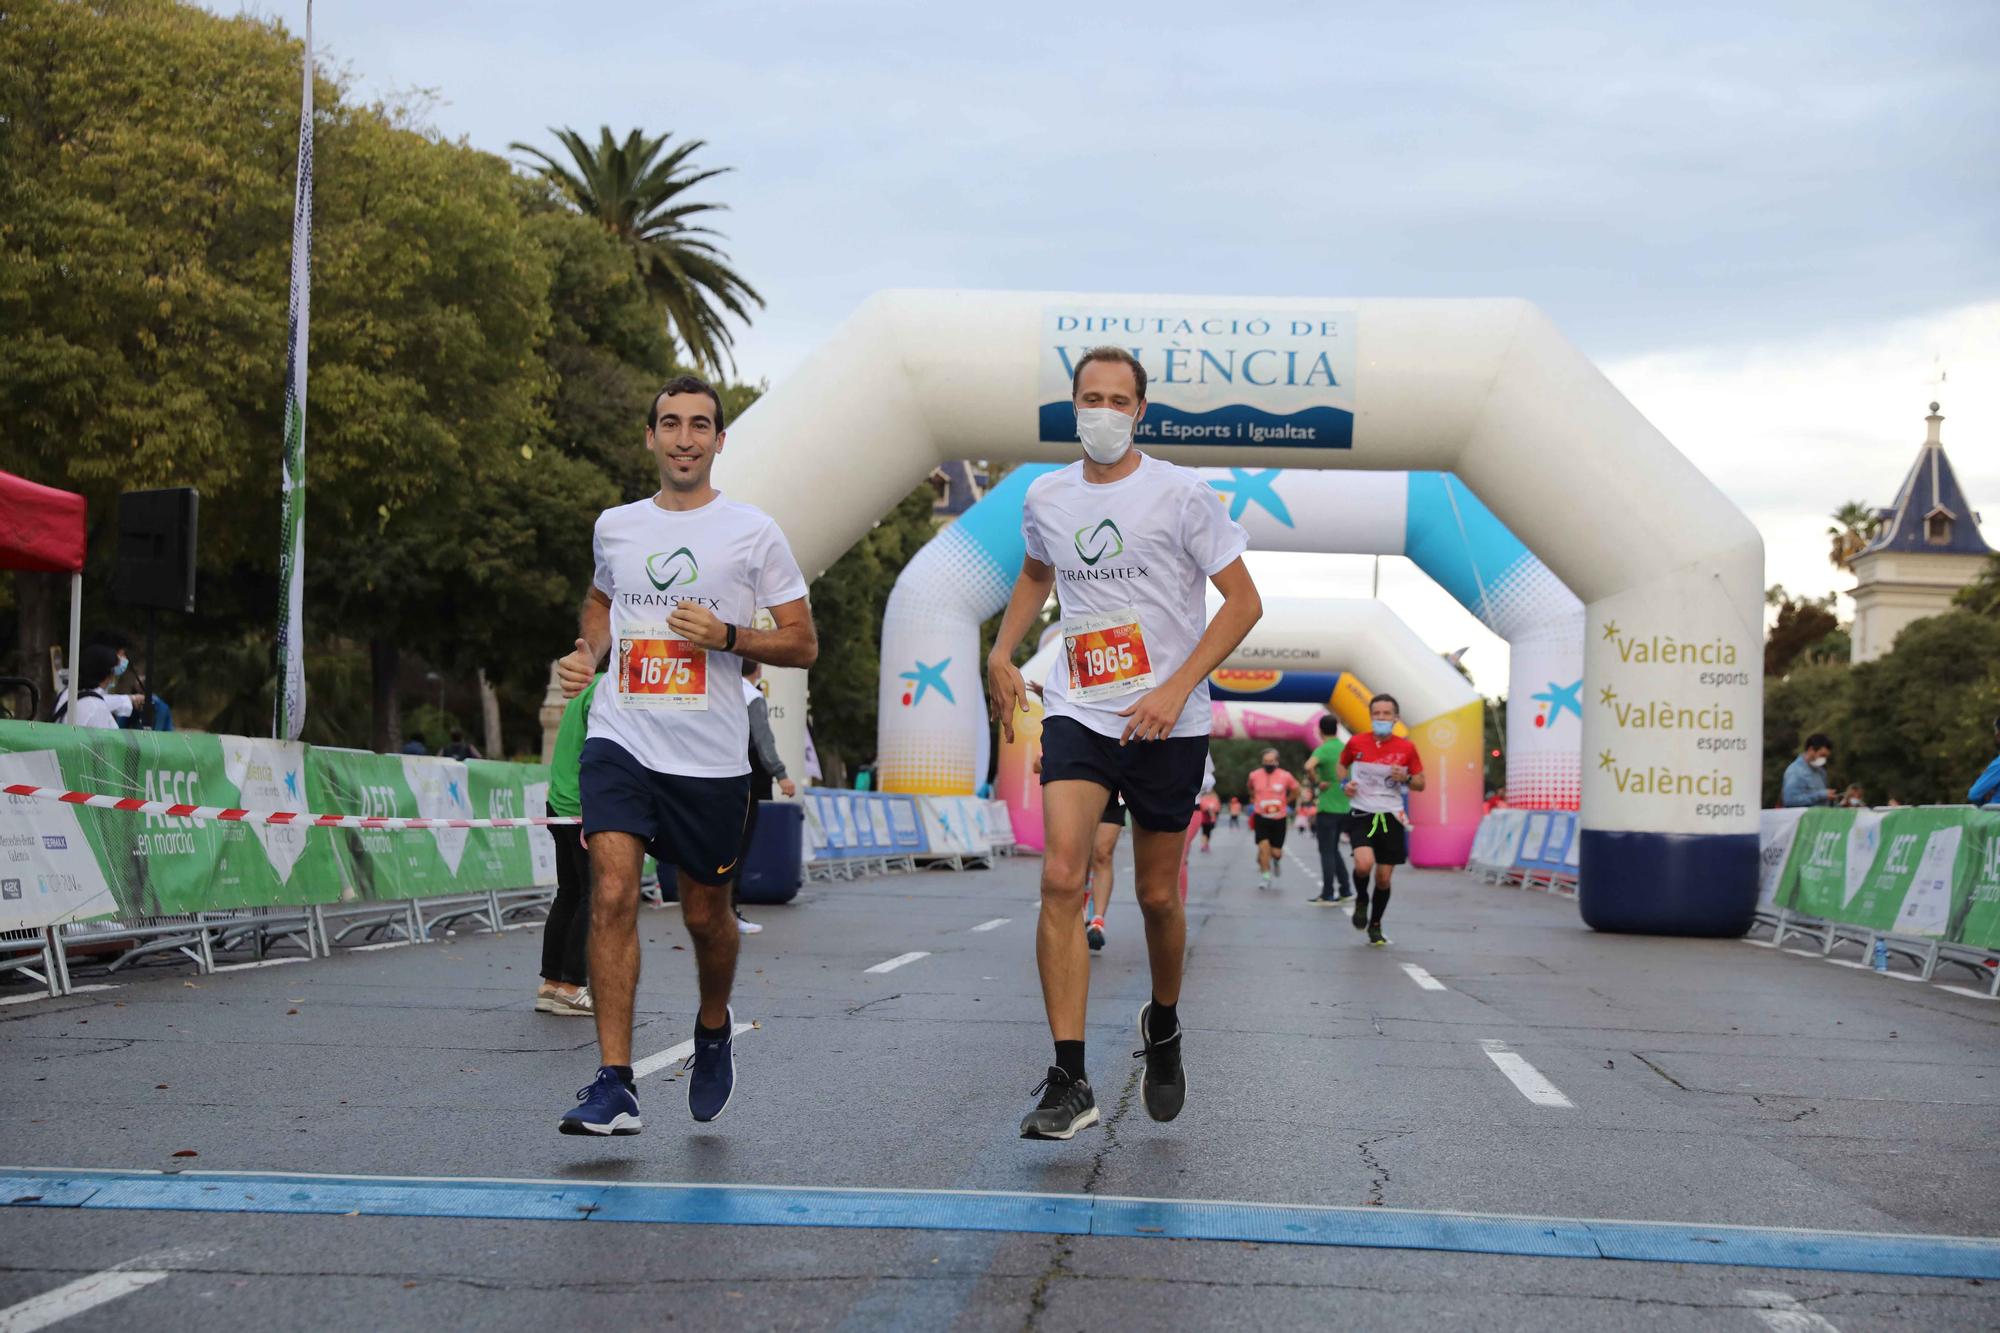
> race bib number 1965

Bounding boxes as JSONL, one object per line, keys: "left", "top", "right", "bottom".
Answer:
{"left": 1063, "top": 608, "right": 1155, "bottom": 702}
{"left": 616, "top": 624, "right": 708, "bottom": 712}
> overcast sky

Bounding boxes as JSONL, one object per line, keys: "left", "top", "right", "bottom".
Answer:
{"left": 215, "top": 0, "right": 2000, "bottom": 694}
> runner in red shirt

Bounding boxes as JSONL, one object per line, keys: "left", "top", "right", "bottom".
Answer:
{"left": 1245, "top": 747, "right": 1300, "bottom": 891}
{"left": 1338, "top": 693, "right": 1425, "bottom": 945}
{"left": 1196, "top": 788, "right": 1221, "bottom": 853}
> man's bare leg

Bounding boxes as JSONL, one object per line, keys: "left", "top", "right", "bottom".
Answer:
{"left": 1130, "top": 827, "right": 1188, "bottom": 1005}
{"left": 1087, "top": 822, "right": 1118, "bottom": 921}
{"left": 1350, "top": 844, "right": 1378, "bottom": 929}
{"left": 677, "top": 872, "right": 738, "bottom": 1029}
{"left": 1037, "top": 780, "right": 1113, "bottom": 1041}
{"left": 585, "top": 831, "right": 647, "bottom": 1066}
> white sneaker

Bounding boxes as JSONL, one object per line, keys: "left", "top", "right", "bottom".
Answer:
{"left": 735, "top": 912, "right": 763, "bottom": 935}
{"left": 544, "top": 986, "right": 593, "bottom": 1016}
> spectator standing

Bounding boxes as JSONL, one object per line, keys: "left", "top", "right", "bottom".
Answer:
{"left": 441, "top": 729, "right": 481, "bottom": 760}
{"left": 1303, "top": 715, "right": 1354, "bottom": 905}
{"left": 1780, "top": 733, "right": 1836, "bottom": 808}
{"left": 50, "top": 644, "right": 144, "bottom": 730}
{"left": 536, "top": 675, "right": 599, "bottom": 1016}
{"left": 732, "top": 661, "right": 797, "bottom": 936}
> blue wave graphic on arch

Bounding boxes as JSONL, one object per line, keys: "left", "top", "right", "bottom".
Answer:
{"left": 1038, "top": 403, "right": 1353, "bottom": 450}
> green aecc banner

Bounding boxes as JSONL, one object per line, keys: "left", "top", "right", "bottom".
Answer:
{"left": 0, "top": 722, "right": 553, "bottom": 929}
{"left": 1772, "top": 805, "right": 2000, "bottom": 950}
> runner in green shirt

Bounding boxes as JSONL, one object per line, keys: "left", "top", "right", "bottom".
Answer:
{"left": 537, "top": 675, "right": 599, "bottom": 1015}
{"left": 1302, "top": 714, "right": 1354, "bottom": 905}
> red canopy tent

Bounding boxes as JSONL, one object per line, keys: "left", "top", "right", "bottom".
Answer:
{"left": 0, "top": 470, "right": 88, "bottom": 724}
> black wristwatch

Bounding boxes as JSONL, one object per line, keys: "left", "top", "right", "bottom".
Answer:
{"left": 723, "top": 623, "right": 738, "bottom": 653}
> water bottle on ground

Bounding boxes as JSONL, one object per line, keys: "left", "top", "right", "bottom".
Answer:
{"left": 1872, "top": 938, "right": 1889, "bottom": 972}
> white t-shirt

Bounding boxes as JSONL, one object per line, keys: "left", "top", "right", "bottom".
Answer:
{"left": 54, "top": 689, "right": 130, "bottom": 730}
{"left": 1022, "top": 453, "right": 1248, "bottom": 739}
{"left": 586, "top": 494, "right": 808, "bottom": 778}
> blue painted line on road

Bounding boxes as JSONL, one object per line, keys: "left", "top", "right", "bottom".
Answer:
{"left": 3, "top": 1167, "right": 1996, "bottom": 1281}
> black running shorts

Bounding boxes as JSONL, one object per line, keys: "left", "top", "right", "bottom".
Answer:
{"left": 1345, "top": 810, "right": 1409, "bottom": 866}
{"left": 1252, "top": 815, "right": 1288, "bottom": 849}
{"left": 1040, "top": 716, "right": 1208, "bottom": 834}
{"left": 579, "top": 738, "right": 752, "bottom": 887}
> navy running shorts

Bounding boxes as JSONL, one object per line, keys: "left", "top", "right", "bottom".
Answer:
{"left": 1252, "top": 815, "right": 1289, "bottom": 849}
{"left": 1039, "top": 716, "right": 1208, "bottom": 834}
{"left": 579, "top": 738, "right": 752, "bottom": 887}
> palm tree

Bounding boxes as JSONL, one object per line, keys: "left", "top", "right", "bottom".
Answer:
{"left": 512, "top": 126, "right": 762, "bottom": 374}
{"left": 1827, "top": 500, "right": 1880, "bottom": 571}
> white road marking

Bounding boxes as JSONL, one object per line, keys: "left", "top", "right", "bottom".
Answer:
{"left": 1824, "top": 958, "right": 1869, "bottom": 970}
{"left": 969, "top": 918, "right": 1011, "bottom": 933}
{"left": 0, "top": 1247, "right": 211, "bottom": 1333}
{"left": 865, "top": 951, "right": 930, "bottom": 974}
{"left": 1479, "top": 1039, "right": 1575, "bottom": 1108}
{"left": 1741, "top": 1288, "right": 1842, "bottom": 1332}
{"left": 1400, "top": 964, "right": 1447, "bottom": 992}
{"left": 212, "top": 957, "right": 310, "bottom": 973}
{"left": 631, "top": 1022, "right": 757, "bottom": 1080}
{"left": 0, "top": 984, "right": 117, "bottom": 1007}
{"left": 1741, "top": 938, "right": 1779, "bottom": 948}
{"left": 349, "top": 940, "right": 417, "bottom": 952}
{"left": 1782, "top": 948, "right": 1826, "bottom": 959}
{"left": 1939, "top": 985, "right": 1999, "bottom": 1001}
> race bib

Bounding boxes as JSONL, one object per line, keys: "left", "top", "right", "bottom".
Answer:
{"left": 615, "top": 624, "right": 709, "bottom": 711}
{"left": 1063, "top": 608, "right": 1155, "bottom": 703}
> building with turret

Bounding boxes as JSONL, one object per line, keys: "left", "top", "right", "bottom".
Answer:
{"left": 1849, "top": 404, "right": 1993, "bottom": 663}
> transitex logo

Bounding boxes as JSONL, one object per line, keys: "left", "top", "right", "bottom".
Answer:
{"left": 1073, "top": 519, "right": 1124, "bottom": 567}
{"left": 40, "top": 835, "right": 65, "bottom": 851}
{"left": 646, "top": 547, "right": 700, "bottom": 591}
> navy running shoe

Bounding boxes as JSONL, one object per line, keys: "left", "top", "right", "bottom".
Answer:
{"left": 559, "top": 1067, "right": 641, "bottom": 1136}
{"left": 685, "top": 1007, "right": 737, "bottom": 1123}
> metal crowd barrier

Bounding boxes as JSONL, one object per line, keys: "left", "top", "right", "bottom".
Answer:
{"left": 2, "top": 887, "right": 557, "bottom": 1001}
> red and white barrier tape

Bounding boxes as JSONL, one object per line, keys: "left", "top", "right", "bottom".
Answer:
{"left": 0, "top": 782, "right": 580, "bottom": 830}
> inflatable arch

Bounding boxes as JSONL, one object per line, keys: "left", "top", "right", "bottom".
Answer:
{"left": 875, "top": 466, "right": 1580, "bottom": 809}
{"left": 1208, "top": 701, "right": 1331, "bottom": 746}
{"left": 719, "top": 292, "right": 1763, "bottom": 935}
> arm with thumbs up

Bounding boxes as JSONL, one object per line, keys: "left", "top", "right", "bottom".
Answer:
{"left": 557, "top": 587, "right": 612, "bottom": 698}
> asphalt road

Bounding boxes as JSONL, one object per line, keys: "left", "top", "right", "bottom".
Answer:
{"left": 2, "top": 821, "right": 1996, "bottom": 1331}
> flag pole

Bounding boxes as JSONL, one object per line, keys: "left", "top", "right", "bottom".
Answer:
{"left": 274, "top": 0, "right": 313, "bottom": 741}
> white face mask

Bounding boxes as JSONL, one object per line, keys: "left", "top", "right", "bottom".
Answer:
{"left": 1075, "top": 407, "right": 1135, "bottom": 465}
{"left": 1808, "top": 755, "right": 1827, "bottom": 769}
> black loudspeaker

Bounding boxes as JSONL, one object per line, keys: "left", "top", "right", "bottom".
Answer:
{"left": 115, "top": 488, "right": 199, "bottom": 613}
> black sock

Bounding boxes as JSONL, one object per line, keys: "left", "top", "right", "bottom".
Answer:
{"left": 1369, "top": 885, "right": 1392, "bottom": 927}
{"left": 604, "top": 1064, "right": 635, "bottom": 1087}
{"left": 694, "top": 1018, "right": 729, "bottom": 1041}
{"left": 1054, "top": 1040, "right": 1086, "bottom": 1081}
{"left": 1146, "top": 999, "right": 1178, "bottom": 1042}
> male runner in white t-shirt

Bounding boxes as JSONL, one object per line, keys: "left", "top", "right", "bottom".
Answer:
{"left": 988, "top": 346, "right": 1262, "bottom": 1140}
{"left": 553, "top": 375, "right": 816, "bottom": 1136}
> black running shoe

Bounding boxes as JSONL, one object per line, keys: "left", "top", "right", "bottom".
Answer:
{"left": 1134, "top": 1002, "right": 1186, "bottom": 1122}
{"left": 1019, "top": 1066, "right": 1098, "bottom": 1140}
{"left": 1086, "top": 916, "right": 1105, "bottom": 952}
{"left": 1351, "top": 894, "right": 1371, "bottom": 930}
{"left": 1368, "top": 924, "right": 1391, "bottom": 948}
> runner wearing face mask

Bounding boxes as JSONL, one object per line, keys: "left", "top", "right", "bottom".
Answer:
{"left": 1338, "top": 694, "right": 1425, "bottom": 946}
{"left": 1246, "top": 748, "right": 1299, "bottom": 891}
{"left": 988, "top": 345, "right": 1262, "bottom": 1141}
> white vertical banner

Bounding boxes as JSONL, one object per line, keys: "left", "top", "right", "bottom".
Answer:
{"left": 273, "top": 0, "right": 313, "bottom": 741}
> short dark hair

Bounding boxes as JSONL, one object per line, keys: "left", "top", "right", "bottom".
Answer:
{"left": 741, "top": 658, "right": 761, "bottom": 679}
{"left": 1070, "top": 346, "right": 1147, "bottom": 401}
{"left": 78, "top": 643, "right": 119, "bottom": 687}
{"left": 1369, "top": 692, "right": 1400, "bottom": 713}
{"left": 1804, "top": 733, "right": 1833, "bottom": 752}
{"left": 647, "top": 375, "right": 726, "bottom": 432}
{"left": 1317, "top": 714, "right": 1339, "bottom": 737}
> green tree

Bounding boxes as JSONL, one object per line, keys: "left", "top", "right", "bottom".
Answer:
{"left": 511, "top": 126, "right": 761, "bottom": 375}
{"left": 1841, "top": 612, "right": 2000, "bottom": 805}
{"left": 1764, "top": 586, "right": 1842, "bottom": 677}
{"left": 1762, "top": 662, "right": 1853, "bottom": 806}
{"left": 1954, "top": 553, "right": 2000, "bottom": 618}
{"left": 1827, "top": 500, "right": 1880, "bottom": 572}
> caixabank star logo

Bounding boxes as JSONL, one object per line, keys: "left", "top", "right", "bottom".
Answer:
{"left": 1073, "top": 519, "right": 1124, "bottom": 567}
